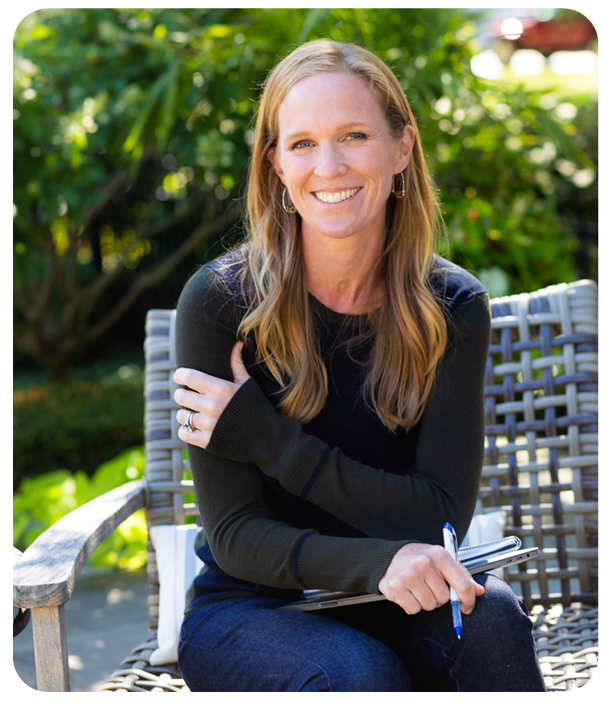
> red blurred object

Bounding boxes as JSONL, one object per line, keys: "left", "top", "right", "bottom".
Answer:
{"left": 497, "top": 0, "right": 609, "bottom": 56}
{"left": 513, "top": 17, "right": 596, "bottom": 56}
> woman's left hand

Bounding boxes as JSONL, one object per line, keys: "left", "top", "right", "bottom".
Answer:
{"left": 173, "top": 341, "right": 250, "bottom": 448}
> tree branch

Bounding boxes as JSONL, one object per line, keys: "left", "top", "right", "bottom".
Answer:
{"left": 85, "top": 210, "right": 237, "bottom": 345}
{"left": 133, "top": 192, "right": 206, "bottom": 242}
{"left": 31, "top": 238, "right": 61, "bottom": 328}
{"left": 82, "top": 171, "right": 129, "bottom": 234}
{"left": 61, "top": 230, "right": 86, "bottom": 335}
{"left": 75, "top": 267, "right": 124, "bottom": 333}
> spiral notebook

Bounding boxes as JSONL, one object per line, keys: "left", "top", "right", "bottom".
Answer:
{"left": 280, "top": 536, "right": 539, "bottom": 612}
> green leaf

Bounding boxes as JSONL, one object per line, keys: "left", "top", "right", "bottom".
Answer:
{"left": 156, "top": 61, "right": 180, "bottom": 153}
{"left": 122, "top": 67, "right": 172, "bottom": 155}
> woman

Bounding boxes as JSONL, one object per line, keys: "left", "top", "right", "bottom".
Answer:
{"left": 173, "top": 40, "right": 546, "bottom": 692}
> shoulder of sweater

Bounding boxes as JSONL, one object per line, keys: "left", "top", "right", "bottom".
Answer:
{"left": 206, "top": 247, "right": 248, "bottom": 288}
{"left": 176, "top": 251, "right": 246, "bottom": 329}
{"left": 429, "top": 255, "right": 488, "bottom": 313}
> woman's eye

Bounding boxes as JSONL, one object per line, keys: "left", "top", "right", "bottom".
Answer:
{"left": 292, "top": 140, "right": 313, "bottom": 150}
{"left": 346, "top": 132, "right": 367, "bottom": 142}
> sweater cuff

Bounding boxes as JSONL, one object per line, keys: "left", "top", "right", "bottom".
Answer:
{"left": 206, "top": 377, "right": 329, "bottom": 495}
{"left": 297, "top": 535, "right": 410, "bottom": 594}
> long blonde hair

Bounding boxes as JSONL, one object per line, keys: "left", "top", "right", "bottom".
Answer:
{"left": 236, "top": 39, "right": 447, "bottom": 432}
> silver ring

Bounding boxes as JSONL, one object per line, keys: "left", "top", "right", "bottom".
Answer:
{"left": 184, "top": 411, "right": 196, "bottom": 433}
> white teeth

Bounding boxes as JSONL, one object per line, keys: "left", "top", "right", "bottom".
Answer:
{"left": 314, "top": 188, "right": 360, "bottom": 203}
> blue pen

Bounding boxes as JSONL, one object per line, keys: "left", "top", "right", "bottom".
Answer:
{"left": 443, "top": 522, "right": 463, "bottom": 640}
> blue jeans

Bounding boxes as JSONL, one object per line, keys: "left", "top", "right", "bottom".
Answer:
{"left": 178, "top": 574, "right": 546, "bottom": 691}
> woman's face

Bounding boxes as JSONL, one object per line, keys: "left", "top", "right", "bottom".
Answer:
{"left": 268, "top": 71, "right": 415, "bottom": 248}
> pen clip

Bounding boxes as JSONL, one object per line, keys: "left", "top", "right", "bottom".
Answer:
{"left": 443, "top": 522, "right": 459, "bottom": 556}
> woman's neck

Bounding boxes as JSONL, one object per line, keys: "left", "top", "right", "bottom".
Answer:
{"left": 301, "top": 231, "right": 385, "bottom": 315}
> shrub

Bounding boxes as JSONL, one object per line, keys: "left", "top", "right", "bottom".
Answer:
{"left": 13, "top": 364, "right": 144, "bottom": 489}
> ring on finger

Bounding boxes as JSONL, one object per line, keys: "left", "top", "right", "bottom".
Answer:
{"left": 184, "top": 411, "right": 196, "bottom": 433}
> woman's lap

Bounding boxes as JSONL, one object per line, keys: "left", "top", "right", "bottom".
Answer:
{"left": 178, "top": 594, "right": 410, "bottom": 691}
{"left": 178, "top": 574, "right": 546, "bottom": 692}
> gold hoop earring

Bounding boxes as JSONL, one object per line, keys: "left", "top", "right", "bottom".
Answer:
{"left": 391, "top": 172, "right": 405, "bottom": 199}
{"left": 282, "top": 188, "right": 297, "bottom": 214}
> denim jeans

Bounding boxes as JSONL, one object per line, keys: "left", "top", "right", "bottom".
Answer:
{"left": 178, "top": 573, "right": 547, "bottom": 692}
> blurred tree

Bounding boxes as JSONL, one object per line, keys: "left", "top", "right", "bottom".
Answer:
{"left": 13, "top": 8, "right": 597, "bottom": 379}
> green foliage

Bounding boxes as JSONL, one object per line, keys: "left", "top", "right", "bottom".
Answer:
{"left": 13, "top": 364, "right": 144, "bottom": 487}
{"left": 13, "top": 446, "right": 147, "bottom": 569}
{"left": 13, "top": 7, "right": 597, "bottom": 352}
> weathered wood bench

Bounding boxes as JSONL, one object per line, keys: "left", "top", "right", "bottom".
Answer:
{"left": 13, "top": 278, "right": 598, "bottom": 691}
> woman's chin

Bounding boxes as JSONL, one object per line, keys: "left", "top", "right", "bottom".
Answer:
{"left": 300, "top": 213, "right": 384, "bottom": 245}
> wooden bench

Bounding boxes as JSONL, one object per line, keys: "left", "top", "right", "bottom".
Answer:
{"left": 13, "top": 278, "right": 598, "bottom": 691}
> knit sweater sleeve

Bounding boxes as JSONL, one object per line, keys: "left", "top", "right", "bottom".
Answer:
{"left": 207, "top": 290, "right": 491, "bottom": 548}
{"left": 176, "top": 265, "right": 407, "bottom": 594}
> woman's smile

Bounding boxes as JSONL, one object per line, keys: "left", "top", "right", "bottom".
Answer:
{"left": 312, "top": 187, "right": 362, "bottom": 204}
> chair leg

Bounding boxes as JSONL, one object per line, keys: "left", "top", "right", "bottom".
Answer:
{"left": 31, "top": 605, "right": 71, "bottom": 692}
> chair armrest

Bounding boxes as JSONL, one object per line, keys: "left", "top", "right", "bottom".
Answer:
{"left": 13, "top": 479, "right": 147, "bottom": 610}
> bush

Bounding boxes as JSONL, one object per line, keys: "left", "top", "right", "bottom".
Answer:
{"left": 13, "top": 364, "right": 144, "bottom": 489}
{"left": 13, "top": 446, "right": 148, "bottom": 569}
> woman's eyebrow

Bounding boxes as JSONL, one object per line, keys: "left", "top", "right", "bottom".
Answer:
{"left": 282, "top": 122, "right": 372, "bottom": 143}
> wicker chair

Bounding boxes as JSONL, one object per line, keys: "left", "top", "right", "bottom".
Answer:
{"left": 13, "top": 279, "right": 598, "bottom": 692}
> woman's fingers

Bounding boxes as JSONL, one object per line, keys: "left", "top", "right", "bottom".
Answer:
{"left": 174, "top": 341, "right": 248, "bottom": 391}
{"left": 230, "top": 341, "right": 250, "bottom": 385}
{"left": 473, "top": 579, "right": 486, "bottom": 597}
{"left": 378, "top": 543, "right": 483, "bottom": 616}
{"left": 173, "top": 342, "right": 249, "bottom": 450}
{"left": 174, "top": 387, "right": 227, "bottom": 416}
{"left": 392, "top": 588, "right": 423, "bottom": 616}
{"left": 421, "top": 568, "right": 451, "bottom": 608}
{"left": 176, "top": 412, "right": 211, "bottom": 447}
{"left": 381, "top": 577, "right": 439, "bottom": 615}
{"left": 438, "top": 553, "right": 484, "bottom": 614}
{"left": 174, "top": 366, "right": 232, "bottom": 394}
{"left": 176, "top": 408, "right": 213, "bottom": 432}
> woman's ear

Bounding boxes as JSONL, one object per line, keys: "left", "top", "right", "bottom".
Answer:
{"left": 395, "top": 124, "right": 416, "bottom": 173}
{"left": 267, "top": 147, "right": 286, "bottom": 184}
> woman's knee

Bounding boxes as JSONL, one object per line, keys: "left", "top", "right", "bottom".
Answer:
{"left": 463, "top": 575, "right": 539, "bottom": 674}
{"left": 466, "top": 573, "right": 533, "bottom": 638}
{"left": 455, "top": 574, "right": 546, "bottom": 690}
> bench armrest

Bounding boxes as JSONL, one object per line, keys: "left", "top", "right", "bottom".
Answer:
{"left": 13, "top": 479, "right": 147, "bottom": 609}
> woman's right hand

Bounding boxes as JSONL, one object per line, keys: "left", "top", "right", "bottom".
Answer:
{"left": 378, "top": 543, "right": 485, "bottom": 615}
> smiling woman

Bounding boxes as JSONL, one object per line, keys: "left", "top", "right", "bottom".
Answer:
{"left": 172, "top": 39, "right": 547, "bottom": 692}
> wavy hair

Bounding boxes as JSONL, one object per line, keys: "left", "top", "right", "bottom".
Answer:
{"left": 235, "top": 39, "right": 447, "bottom": 432}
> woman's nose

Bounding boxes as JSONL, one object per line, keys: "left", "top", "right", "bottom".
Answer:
{"left": 314, "top": 144, "right": 347, "bottom": 181}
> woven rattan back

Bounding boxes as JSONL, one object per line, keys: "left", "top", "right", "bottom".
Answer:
{"left": 143, "top": 310, "right": 193, "bottom": 631}
{"left": 141, "top": 279, "right": 597, "bottom": 628}
{"left": 483, "top": 280, "right": 598, "bottom": 608}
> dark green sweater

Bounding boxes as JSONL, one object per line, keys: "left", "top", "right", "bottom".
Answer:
{"left": 175, "top": 249, "right": 491, "bottom": 610}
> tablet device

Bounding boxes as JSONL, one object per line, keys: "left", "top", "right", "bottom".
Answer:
{"left": 279, "top": 547, "right": 539, "bottom": 612}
